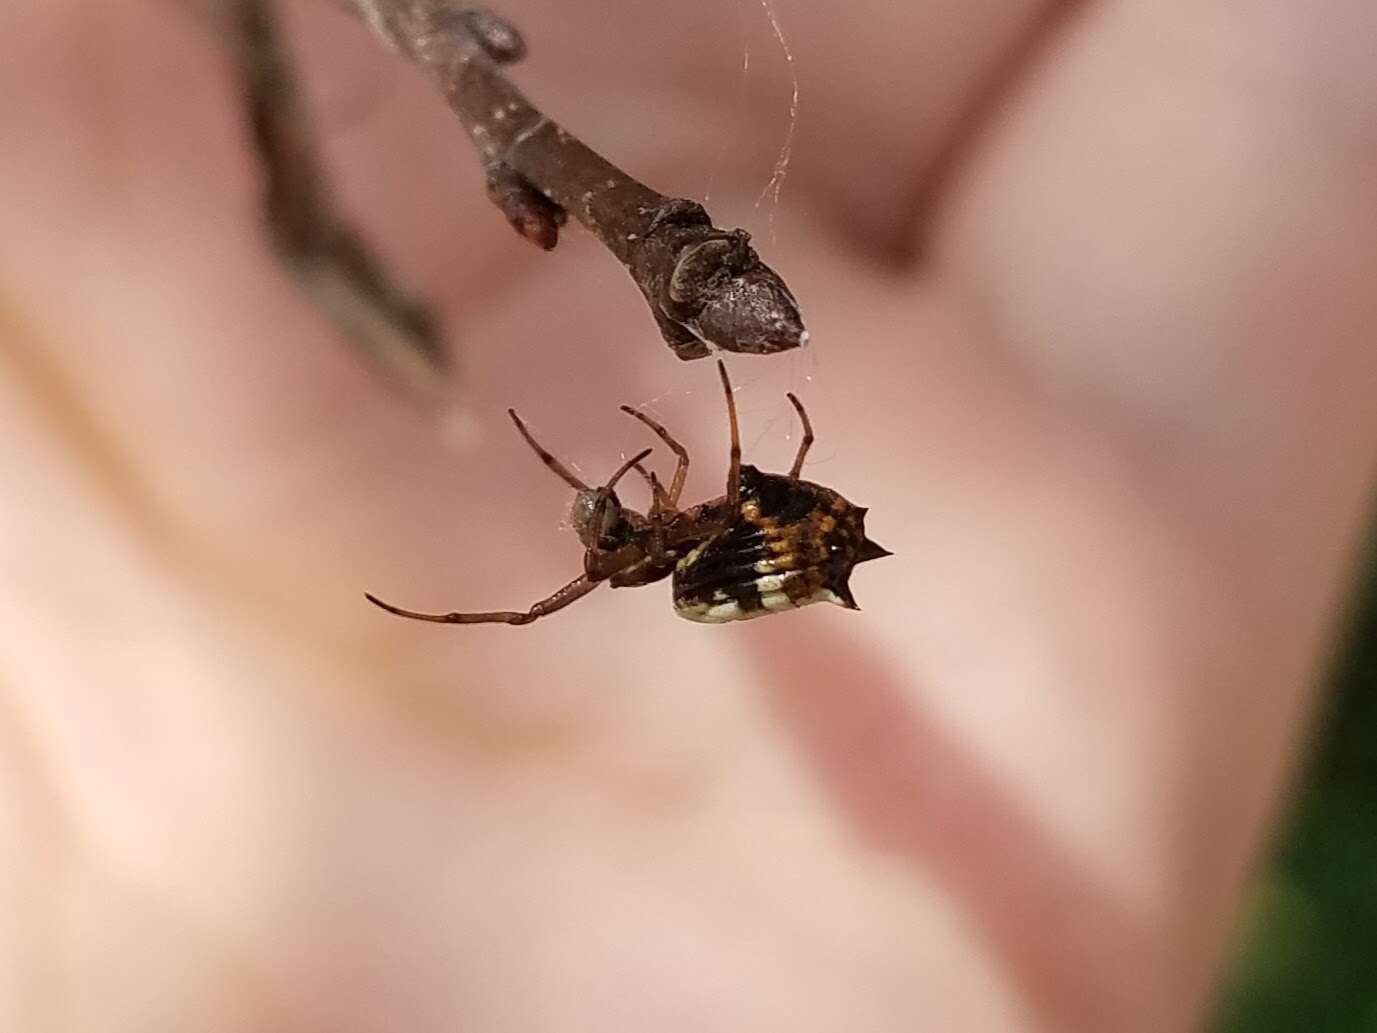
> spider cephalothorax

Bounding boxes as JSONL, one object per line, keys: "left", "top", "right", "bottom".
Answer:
{"left": 365, "top": 362, "right": 889, "bottom": 626}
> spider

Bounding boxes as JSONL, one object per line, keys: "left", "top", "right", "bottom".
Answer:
{"left": 365, "top": 361, "right": 890, "bottom": 626}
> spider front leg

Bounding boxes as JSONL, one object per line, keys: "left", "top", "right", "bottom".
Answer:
{"left": 631, "top": 462, "right": 672, "bottom": 565}
{"left": 620, "top": 406, "right": 690, "bottom": 507}
{"left": 508, "top": 409, "right": 591, "bottom": 491}
{"left": 633, "top": 462, "right": 675, "bottom": 516}
{"left": 366, "top": 442, "right": 653, "bottom": 627}
{"left": 581, "top": 447, "right": 653, "bottom": 577}
{"left": 365, "top": 575, "right": 600, "bottom": 626}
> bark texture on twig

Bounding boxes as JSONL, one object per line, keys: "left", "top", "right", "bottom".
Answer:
{"left": 333, "top": 0, "right": 808, "bottom": 361}
{"left": 227, "top": 0, "right": 449, "bottom": 395}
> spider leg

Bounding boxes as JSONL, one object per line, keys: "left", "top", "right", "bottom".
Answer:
{"left": 602, "top": 447, "right": 654, "bottom": 500}
{"left": 584, "top": 447, "right": 653, "bottom": 574}
{"left": 631, "top": 463, "right": 672, "bottom": 564}
{"left": 716, "top": 360, "right": 741, "bottom": 511}
{"left": 364, "top": 575, "right": 600, "bottom": 626}
{"left": 646, "top": 470, "right": 670, "bottom": 563}
{"left": 785, "top": 392, "right": 814, "bottom": 479}
{"left": 620, "top": 406, "right": 690, "bottom": 507}
{"left": 632, "top": 462, "right": 675, "bottom": 515}
{"left": 508, "top": 409, "right": 590, "bottom": 490}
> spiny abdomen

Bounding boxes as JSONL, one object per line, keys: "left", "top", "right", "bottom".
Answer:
{"left": 672, "top": 466, "right": 884, "bottom": 624}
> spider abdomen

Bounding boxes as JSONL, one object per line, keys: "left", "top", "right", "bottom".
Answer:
{"left": 672, "top": 466, "right": 887, "bottom": 623}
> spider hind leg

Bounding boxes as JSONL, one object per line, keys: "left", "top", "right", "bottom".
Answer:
{"left": 716, "top": 361, "right": 742, "bottom": 509}
{"left": 785, "top": 392, "right": 814, "bottom": 478}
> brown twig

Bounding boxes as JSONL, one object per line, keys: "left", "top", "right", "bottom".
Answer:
{"left": 225, "top": 0, "right": 450, "bottom": 396}
{"left": 331, "top": 1, "right": 808, "bottom": 360}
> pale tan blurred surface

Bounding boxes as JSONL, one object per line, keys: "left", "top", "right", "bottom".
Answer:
{"left": 2, "top": 1, "right": 1376, "bottom": 1031}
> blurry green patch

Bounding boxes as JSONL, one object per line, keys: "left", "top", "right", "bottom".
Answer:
{"left": 1212, "top": 550, "right": 1377, "bottom": 1032}
{"left": 1223, "top": 877, "right": 1323, "bottom": 1003}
